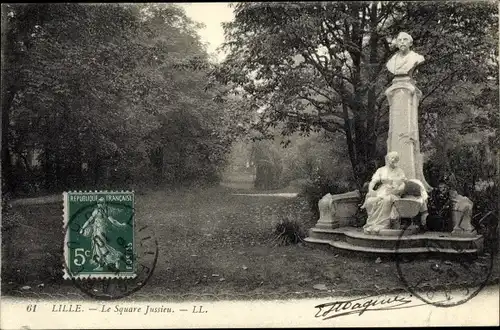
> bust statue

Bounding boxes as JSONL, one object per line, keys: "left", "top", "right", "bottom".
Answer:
{"left": 386, "top": 32, "right": 425, "bottom": 76}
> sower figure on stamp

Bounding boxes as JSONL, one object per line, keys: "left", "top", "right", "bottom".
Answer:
{"left": 80, "top": 197, "right": 127, "bottom": 271}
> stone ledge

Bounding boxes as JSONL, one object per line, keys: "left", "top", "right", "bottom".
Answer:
{"left": 304, "top": 237, "right": 331, "bottom": 245}
{"left": 309, "top": 227, "right": 483, "bottom": 242}
{"left": 377, "top": 227, "right": 419, "bottom": 236}
{"left": 305, "top": 237, "right": 480, "bottom": 254}
{"left": 309, "top": 227, "right": 357, "bottom": 234}
{"left": 305, "top": 227, "right": 484, "bottom": 255}
{"left": 329, "top": 241, "right": 479, "bottom": 254}
{"left": 329, "top": 190, "right": 361, "bottom": 201}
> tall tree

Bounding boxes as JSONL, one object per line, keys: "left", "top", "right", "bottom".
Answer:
{"left": 3, "top": 4, "right": 155, "bottom": 191}
{"left": 2, "top": 3, "right": 235, "bottom": 194}
{"left": 138, "top": 3, "right": 235, "bottom": 184}
{"left": 215, "top": 1, "right": 498, "bottom": 188}
{"left": 2, "top": 4, "right": 58, "bottom": 192}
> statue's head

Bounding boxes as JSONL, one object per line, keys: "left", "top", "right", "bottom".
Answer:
{"left": 385, "top": 151, "right": 400, "bottom": 168}
{"left": 396, "top": 32, "right": 413, "bottom": 52}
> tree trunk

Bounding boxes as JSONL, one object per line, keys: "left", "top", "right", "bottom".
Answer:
{"left": 342, "top": 102, "right": 360, "bottom": 188}
{"left": 348, "top": 5, "right": 373, "bottom": 188}
{"left": 365, "top": 2, "right": 380, "bottom": 174}
{"left": 1, "top": 87, "right": 16, "bottom": 193}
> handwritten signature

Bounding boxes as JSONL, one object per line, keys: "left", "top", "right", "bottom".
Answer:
{"left": 314, "top": 294, "right": 428, "bottom": 320}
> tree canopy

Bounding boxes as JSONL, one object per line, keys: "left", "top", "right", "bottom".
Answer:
{"left": 2, "top": 3, "right": 235, "bottom": 195}
{"left": 215, "top": 1, "right": 499, "bottom": 187}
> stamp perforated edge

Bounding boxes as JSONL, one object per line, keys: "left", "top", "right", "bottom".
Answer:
{"left": 62, "top": 190, "right": 137, "bottom": 280}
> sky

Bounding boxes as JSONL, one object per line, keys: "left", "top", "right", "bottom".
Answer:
{"left": 178, "top": 3, "right": 235, "bottom": 62}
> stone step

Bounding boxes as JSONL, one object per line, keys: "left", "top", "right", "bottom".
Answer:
{"left": 344, "top": 233, "right": 483, "bottom": 251}
{"left": 330, "top": 241, "right": 479, "bottom": 254}
{"left": 309, "top": 226, "right": 359, "bottom": 233}
{"left": 304, "top": 237, "right": 332, "bottom": 245}
{"left": 308, "top": 227, "right": 484, "bottom": 251}
{"left": 344, "top": 235, "right": 418, "bottom": 249}
{"left": 304, "top": 237, "right": 481, "bottom": 255}
{"left": 307, "top": 227, "right": 352, "bottom": 241}
{"left": 343, "top": 230, "right": 483, "bottom": 242}
{"left": 306, "top": 226, "right": 485, "bottom": 255}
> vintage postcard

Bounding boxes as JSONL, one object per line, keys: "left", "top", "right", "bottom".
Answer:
{"left": 1, "top": 1, "right": 499, "bottom": 329}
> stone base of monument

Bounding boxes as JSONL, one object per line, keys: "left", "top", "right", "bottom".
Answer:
{"left": 305, "top": 227, "right": 484, "bottom": 255}
{"left": 377, "top": 226, "right": 420, "bottom": 236}
{"left": 313, "top": 190, "right": 361, "bottom": 229}
{"left": 450, "top": 229, "right": 479, "bottom": 238}
{"left": 305, "top": 190, "right": 485, "bottom": 255}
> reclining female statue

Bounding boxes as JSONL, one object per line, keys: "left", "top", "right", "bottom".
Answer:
{"left": 361, "top": 151, "right": 428, "bottom": 235}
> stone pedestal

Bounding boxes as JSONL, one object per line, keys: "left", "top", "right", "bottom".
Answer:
{"left": 314, "top": 190, "right": 361, "bottom": 229}
{"left": 305, "top": 226, "right": 484, "bottom": 255}
{"left": 385, "top": 76, "right": 431, "bottom": 191}
{"left": 378, "top": 226, "right": 420, "bottom": 236}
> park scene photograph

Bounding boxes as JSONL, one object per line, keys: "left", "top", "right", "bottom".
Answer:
{"left": 1, "top": 1, "right": 499, "bottom": 304}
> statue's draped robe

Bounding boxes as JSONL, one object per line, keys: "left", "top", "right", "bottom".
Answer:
{"left": 362, "top": 167, "right": 406, "bottom": 234}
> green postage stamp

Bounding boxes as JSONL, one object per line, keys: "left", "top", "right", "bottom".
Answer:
{"left": 63, "top": 191, "right": 136, "bottom": 279}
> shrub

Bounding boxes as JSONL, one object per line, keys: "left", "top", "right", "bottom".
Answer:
{"left": 270, "top": 216, "right": 306, "bottom": 246}
{"left": 423, "top": 142, "right": 498, "bottom": 237}
{"left": 300, "top": 157, "right": 356, "bottom": 221}
{"left": 423, "top": 143, "right": 495, "bottom": 197}
{"left": 475, "top": 210, "right": 499, "bottom": 254}
{"left": 470, "top": 184, "right": 499, "bottom": 253}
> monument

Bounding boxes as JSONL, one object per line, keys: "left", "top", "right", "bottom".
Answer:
{"left": 305, "top": 32, "right": 482, "bottom": 254}
{"left": 385, "top": 32, "right": 431, "bottom": 191}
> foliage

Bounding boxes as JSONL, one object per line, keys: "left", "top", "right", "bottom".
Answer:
{"left": 288, "top": 133, "right": 356, "bottom": 219}
{"left": 251, "top": 140, "right": 285, "bottom": 190}
{"left": 2, "top": 3, "right": 235, "bottom": 196}
{"left": 474, "top": 209, "right": 499, "bottom": 255}
{"left": 270, "top": 216, "right": 306, "bottom": 246}
{"left": 424, "top": 142, "right": 498, "bottom": 234}
{"left": 426, "top": 184, "right": 454, "bottom": 232}
{"left": 0, "top": 191, "right": 17, "bottom": 231}
{"left": 424, "top": 143, "right": 496, "bottom": 197}
{"left": 281, "top": 132, "right": 350, "bottom": 182}
{"left": 302, "top": 174, "right": 355, "bottom": 222}
{"left": 215, "top": 1, "right": 498, "bottom": 187}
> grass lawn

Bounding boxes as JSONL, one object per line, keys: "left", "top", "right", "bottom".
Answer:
{"left": 2, "top": 184, "right": 499, "bottom": 301}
